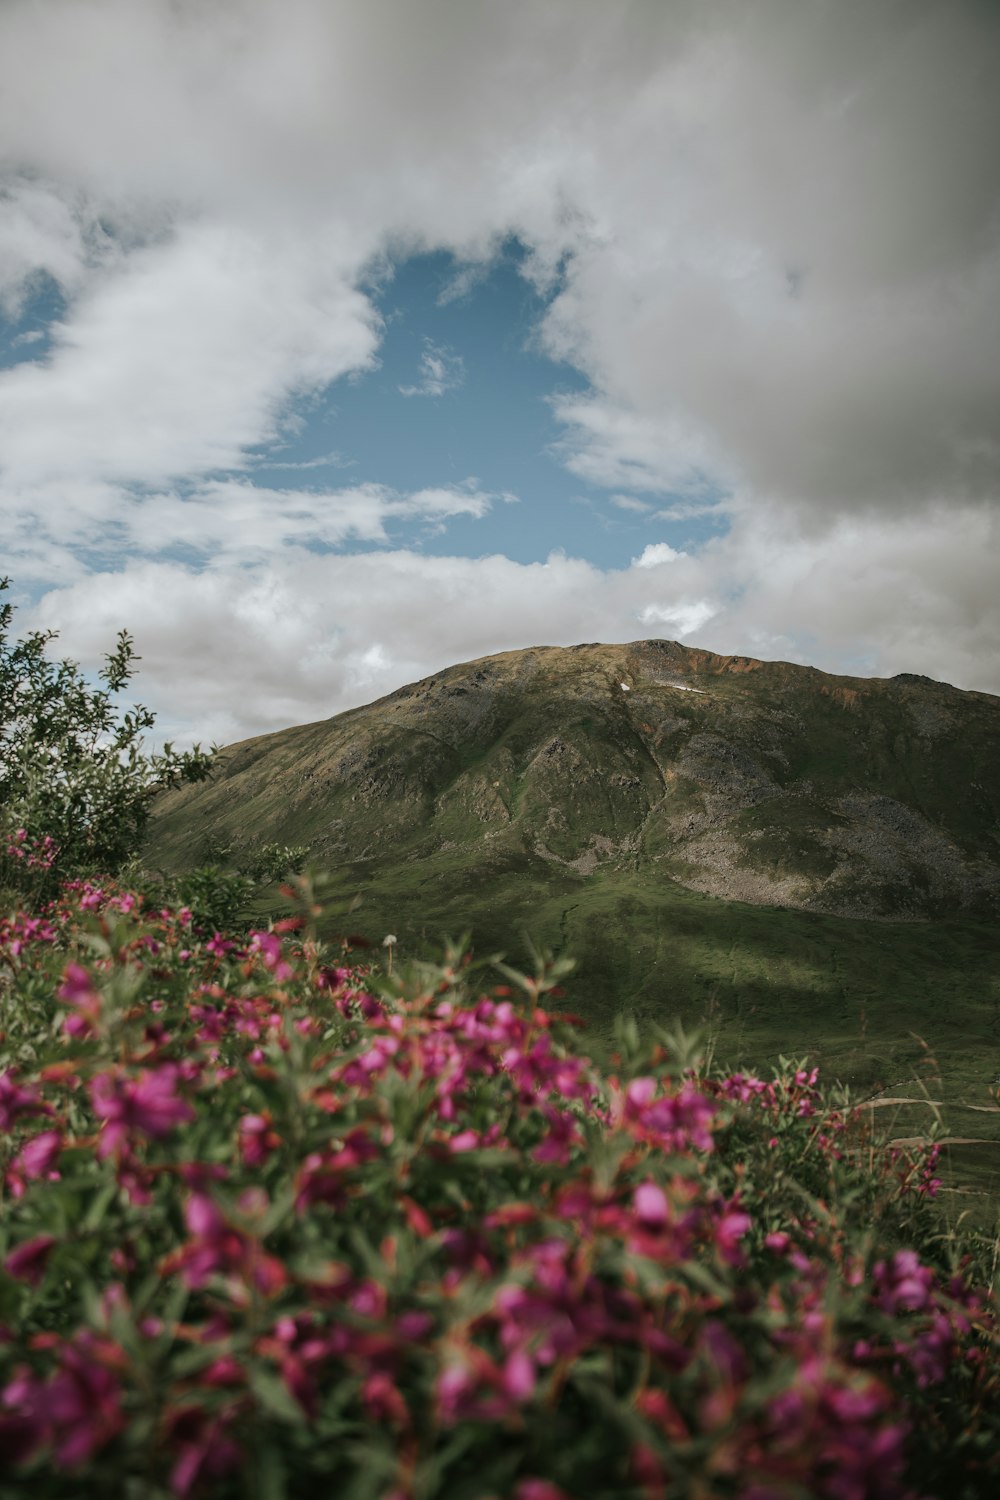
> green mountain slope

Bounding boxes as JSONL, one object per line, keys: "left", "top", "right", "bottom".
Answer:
{"left": 146, "top": 640, "right": 1000, "bottom": 1088}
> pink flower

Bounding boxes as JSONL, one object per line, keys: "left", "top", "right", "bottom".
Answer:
{"left": 205, "top": 932, "right": 236, "bottom": 958}
{"left": 362, "top": 1371, "right": 409, "bottom": 1425}
{"left": 0, "top": 1338, "right": 124, "bottom": 1464}
{"left": 89, "top": 1065, "right": 195, "bottom": 1157}
{"left": 162, "top": 1191, "right": 287, "bottom": 1299}
{"left": 624, "top": 1079, "right": 717, "bottom": 1154}
{"left": 7, "top": 1129, "right": 63, "bottom": 1195}
{"left": 78, "top": 884, "right": 105, "bottom": 911}
{"left": 57, "top": 963, "right": 103, "bottom": 1038}
{"left": 625, "top": 1076, "right": 658, "bottom": 1110}
{"left": 532, "top": 1103, "right": 582, "bottom": 1165}
{"left": 249, "top": 930, "right": 293, "bottom": 981}
{"left": 4, "top": 1235, "right": 57, "bottom": 1287}
{"left": 448, "top": 1129, "right": 480, "bottom": 1153}
{"left": 167, "top": 1408, "right": 242, "bottom": 1498}
{"left": 872, "top": 1250, "right": 934, "bottom": 1315}
{"left": 14, "top": 1129, "right": 62, "bottom": 1181}
{"left": 238, "top": 1113, "right": 280, "bottom": 1166}
{"left": 47, "top": 1337, "right": 125, "bottom": 1467}
{"left": 0, "top": 1071, "right": 48, "bottom": 1131}
{"left": 502, "top": 1349, "right": 536, "bottom": 1402}
{"left": 633, "top": 1182, "right": 670, "bottom": 1230}
{"left": 0, "top": 1366, "right": 49, "bottom": 1464}
{"left": 714, "top": 1203, "right": 752, "bottom": 1266}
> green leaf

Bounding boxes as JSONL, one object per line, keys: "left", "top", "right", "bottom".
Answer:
{"left": 249, "top": 1442, "right": 289, "bottom": 1500}
{"left": 249, "top": 1367, "right": 308, "bottom": 1426}
{"left": 82, "top": 1180, "right": 119, "bottom": 1232}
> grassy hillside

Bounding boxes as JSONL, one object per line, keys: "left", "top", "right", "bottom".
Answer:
{"left": 242, "top": 857, "right": 999, "bottom": 1097}
{"left": 146, "top": 639, "right": 1000, "bottom": 1101}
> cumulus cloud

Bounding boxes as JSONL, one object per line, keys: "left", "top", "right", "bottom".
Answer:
{"left": 398, "top": 339, "right": 465, "bottom": 398}
{"left": 0, "top": 0, "right": 998, "bottom": 740}
{"left": 0, "top": 176, "right": 87, "bottom": 313}
{"left": 3, "top": 2, "right": 998, "bottom": 516}
{"left": 28, "top": 501, "right": 1000, "bottom": 749}
{"left": 0, "top": 221, "right": 380, "bottom": 487}
{"left": 634, "top": 543, "right": 685, "bottom": 569}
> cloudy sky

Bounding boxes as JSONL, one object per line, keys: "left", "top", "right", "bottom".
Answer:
{"left": 1, "top": 0, "right": 998, "bottom": 746}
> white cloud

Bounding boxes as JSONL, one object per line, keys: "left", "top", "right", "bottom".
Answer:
{"left": 137, "top": 479, "right": 500, "bottom": 555}
{"left": 0, "top": 176, "right": 88, "bottom": 313}
{"left": 26, "top": 500, "right": 1000, "bottom": 749}
{"left": 639, "top": 600, "right": 717, "bottom": 637}
{"left": 0, "top": 476, "right": 503, "bottom": 581}
{"left": 610, "top": 494, "right": 651, "bottom": 514}
{"left": 634, "top": 543, "right": 685, "bottom": 568}
{"left": 548, "top": 394, "right": 729, "bottom": 498}
{"left": 0, "top": 0, "right": 997, "bottom": 740}
{"left": 0, "top": 221, "right": 380, "bottom": 488}
{"left": 3, "top": 2, "right": 997, "bottom": 521}
{"left": 398, "top": 339, "right": 465, "bottom": 398}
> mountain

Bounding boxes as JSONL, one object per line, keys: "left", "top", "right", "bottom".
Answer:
{"left": 149, "top": 639, "right": 1000, "bottom": 917}
{"left": 146, "top": 641, "right": 1000, "bottom": 1083}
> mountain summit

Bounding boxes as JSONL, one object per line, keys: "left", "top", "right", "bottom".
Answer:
{"left": 149, "top": 639, "right": 1000, "bottom": 923}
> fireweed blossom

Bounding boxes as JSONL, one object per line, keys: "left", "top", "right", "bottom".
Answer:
{"left": 7, "top": 1129, "right": 63, "bottom": 1196}
{"left": 57, "top": 962, "right": 105, "bottom": 1038}
{"left": 0, "top": 881, "right": 996, "bottom": 1495}
{"left": 4, "top": 1233, "right": 58, "bottom": 1287}
{"left": 89, "top": 1064, "right": 195, "bottom": 1157}
{"left": 0, "top": 1070, "right": 49, "bottom": 1130}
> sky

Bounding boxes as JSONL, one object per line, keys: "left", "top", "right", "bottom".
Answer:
{"left": 1, "top": 0, "right": 998, "bottom": 748}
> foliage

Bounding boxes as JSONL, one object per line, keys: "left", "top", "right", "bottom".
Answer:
{"left": 168, "top": 865, "right": 257, "bottom": 938}
{"left": 0, "top": 880, "right": 997, "bottom": 1497}
{"left": 0, "top": 578, "right": 214, "bottom": 898}
{"left": 207, "top": 841, "right": 310, "bottom": 885}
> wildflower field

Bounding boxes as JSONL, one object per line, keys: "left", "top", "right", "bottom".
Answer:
{"left": 1, "top": 869, "right": 998, "bottom": 1498}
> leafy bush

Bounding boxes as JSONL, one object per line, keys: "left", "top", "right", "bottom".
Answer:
{"left": 241, "top": 843, "right": 310, "bottom": 885}
{"left": 0, "top": 578, "right": 214, "bottom": 898}
{"left": 191, "top": 840, "right": 310, "bottom": 886}
{"left": 0, "top": 882, "right": 997, "bottom": 1497}
{"left": 168, "top": 865, "right": 257, "bottom": 938}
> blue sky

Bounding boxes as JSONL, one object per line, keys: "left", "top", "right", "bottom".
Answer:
{"left": 0, "top": 1, "right": 997, "bottom": 745}
{"left": 251, "top": 246, "right": 612, "bottom": 566}
{"left": 253, "top": 245, "right": 726, "bottom": 567}
{"left": 0, "top": 242, "right": 721, "bottom": 574}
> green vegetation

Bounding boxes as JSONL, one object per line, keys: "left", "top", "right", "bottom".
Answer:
{"left": 1, "top": 882, "right": 998, "bottom": 1497}
{"left": 0, "top": 577, "right": 214, "bottom": 901}
{"left": 240, "top": 859, "right": 999, "bottom": 1106}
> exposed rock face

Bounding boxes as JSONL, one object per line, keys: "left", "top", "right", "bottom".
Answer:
{"left": 148, "top": 640, "right": 1000, "bottom": 921}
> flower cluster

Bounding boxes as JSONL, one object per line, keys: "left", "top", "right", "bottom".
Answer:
{"left": 0, "top": 883, "right": 996, "bottom": 1497}
{"left": 2, "top": 829, "right": 59, "bottom": 873}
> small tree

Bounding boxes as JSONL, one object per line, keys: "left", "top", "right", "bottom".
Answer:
{"left": 0, "top": 577, "right": 215, "bottom": 896}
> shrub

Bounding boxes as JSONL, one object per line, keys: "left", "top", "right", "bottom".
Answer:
{"left": 0, "top": 882, "right": 997, "bottom": 1497}
{"left": 0, "top": 577, "right": 214, "bottom": 899}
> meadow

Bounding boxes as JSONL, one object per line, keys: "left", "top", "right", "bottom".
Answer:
{"left": 1, "top": 865, "right": 999, "bottom": 1496}
{"left": 238, "top": 860, "right": 1000, "bottom": 1230}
